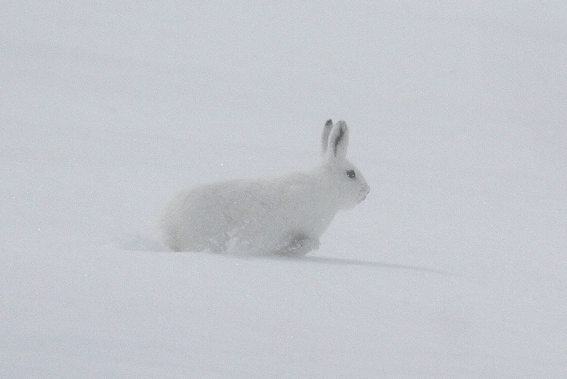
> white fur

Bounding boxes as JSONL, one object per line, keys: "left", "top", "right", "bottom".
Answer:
{"left": 159, "top": 120, "right": 370, "bottom": 256}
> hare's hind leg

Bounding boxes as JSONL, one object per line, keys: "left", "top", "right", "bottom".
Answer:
{"left": 277, "top": 232, "right": 320, "bottom": 257}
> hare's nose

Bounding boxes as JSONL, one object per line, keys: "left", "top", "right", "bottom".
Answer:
{"left": 360, "top": 186, "right": 370, "bottom": 201}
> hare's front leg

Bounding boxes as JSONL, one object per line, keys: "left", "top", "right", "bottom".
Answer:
{"left": 278, "top": 232, "right": 320, "bottom": 257}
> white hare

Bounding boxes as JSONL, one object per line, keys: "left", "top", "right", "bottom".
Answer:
{"left": 159, "top": 120, "right": 370, "bottom": 256}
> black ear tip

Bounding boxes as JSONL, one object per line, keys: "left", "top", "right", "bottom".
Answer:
{"left": 325, "top": 119, "right": 333, "bottom": 126}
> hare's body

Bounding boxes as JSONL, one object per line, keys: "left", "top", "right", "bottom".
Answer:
{"left": 159, "top": 120, "right": 369, "bottom": 255}
{"left": 161, "top": 170, "right": 335, "bottom": 255}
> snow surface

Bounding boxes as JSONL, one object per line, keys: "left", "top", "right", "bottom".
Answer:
{"left": 1, "top": 1, "right": 566, "bottom": 378}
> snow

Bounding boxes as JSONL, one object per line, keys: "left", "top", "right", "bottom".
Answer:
{"left": 1, "top": 1, "right": 566, "bottom": 377}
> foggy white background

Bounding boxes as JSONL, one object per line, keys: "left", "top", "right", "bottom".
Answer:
{"left": 1, "top": 1, "right": 566, "bottom": 377}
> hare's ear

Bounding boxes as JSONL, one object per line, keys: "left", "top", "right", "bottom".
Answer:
{"left": 321, "top": 119, "right": 334, "bottom": 155}
{"left": 326, "top": 121, "right": 349, "bottom": 161}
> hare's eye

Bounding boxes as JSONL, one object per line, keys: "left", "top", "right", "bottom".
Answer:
{"left": 346, "top": 169, "right": 356, "bottom": 179}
